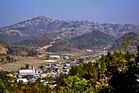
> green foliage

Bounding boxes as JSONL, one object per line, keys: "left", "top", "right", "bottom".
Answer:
{"left": 11, "top": 82, "right": 49, "bottom": 93}
{"left": 1, "top": 46, "right": 139, "bottom": 93}
{"left": 0, "top": 71, "right": 50, "bottom": 93}
{"left": 60, "top": 75, "right": 88, "bottom": 93}
{"left": 8, "top": 44, "right": 37, "bottom": 56}
{"left": 0, "top": 73, "right": 10, "bottom": 93}
{"left": 0, "top": 79, "right": 5, "bottom": 89}
{"left": 56, "top": 49, "right": 139, "bottom": 93}
{"left": 4, "top": 89, "right": 10, "bottom": 93}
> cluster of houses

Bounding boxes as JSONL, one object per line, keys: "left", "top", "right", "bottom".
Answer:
{"left": 17, "top": 66, "right": 42, "bottom": 83}
{"left": 15, "top": 54, "right": 83, "bottom": 88}
{"left": 42, "top": 62, "right": 71, "bottom": 77}
{"left": 16, "top": 62, "right": 72, "bottom": 83}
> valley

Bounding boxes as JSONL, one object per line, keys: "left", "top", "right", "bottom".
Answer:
{"left": 0, "top": 16, "right": 139, "bottom": 72}
{"left": 0, "top": 16, "right": 139, "bottom": 93}
{"left": 0, "top": 0, "right": 139, "bottom": 92}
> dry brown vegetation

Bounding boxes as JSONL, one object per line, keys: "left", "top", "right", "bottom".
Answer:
{"left": 0, "top": 56, "right": 47, "bottom": 72}
{"left": 0, "top": 45, "right": 7, "bottom": 55}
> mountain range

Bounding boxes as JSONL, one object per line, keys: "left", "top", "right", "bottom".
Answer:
{"left": 0, "top": 16, "right": 139, "bottom": 51}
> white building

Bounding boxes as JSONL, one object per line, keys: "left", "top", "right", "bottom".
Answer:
{"left": 49, "top": 55, "right": 60, "bottom": 59}
{"left": 19, "top": 69, "right": 35, "bottom": 76}
{"left": 18, "top": 67, "right": 42, "bottom": 78}
{"left": 17, "top": 78, "right": 28, "bottom": 84}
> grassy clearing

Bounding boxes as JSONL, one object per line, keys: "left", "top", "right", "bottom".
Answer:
{"left": 0, "top": 56, "right": 46, "bottom": 72}
{"left": 0, "top": 56, "right": 64, "bottom": 72}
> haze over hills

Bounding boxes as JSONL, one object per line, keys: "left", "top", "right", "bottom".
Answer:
{"left": 0, "top": 16, "right": 139, "bottom": 51}
{"left": 110, "top": 32, "right": 139, "bottom": 53}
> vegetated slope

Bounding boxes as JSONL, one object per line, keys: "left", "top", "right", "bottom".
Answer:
{"left": 110, "top": 32, "right": 139, "bottom": 52}
{"left": 0, "top": 33, "right": 55, "bottom": 47}
{"left": 0, "top": 38, "right": 37, "bottom": 56}
{"left": 0, "top": 16, "right": 139, "bottom": 46}
{"left": 18, "top": 32, "right": 55, "bottom": 47}
{"left": 7, "top": 44, "right": 38, "bottom": 56}
{"left": 47, "top": 31, "right": 115, "bottom": 52}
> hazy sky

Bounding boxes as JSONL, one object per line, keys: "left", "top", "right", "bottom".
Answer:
{"left": 0, "top": 0, "right": 139, "bottom": 27}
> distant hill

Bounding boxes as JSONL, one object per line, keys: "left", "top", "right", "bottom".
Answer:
{"left": 110, "top": 32, "right": 139, "bottom": 53}
{"left": 47, "top": 31, "right": 115, "bottom": 52}
{"left": 0, "top": 16, "right": 139, "bottom": 46}
{"left": 0, "top": 16, "right": 139, "bottom": 52}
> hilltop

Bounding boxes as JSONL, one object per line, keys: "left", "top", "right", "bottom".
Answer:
{"left": 0, "top": 16, "right": 139, "bottom": 51}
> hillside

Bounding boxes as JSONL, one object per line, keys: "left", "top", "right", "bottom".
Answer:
{"left": 47, "top": 31, "right": 115, "bottom": 52}
{"left": 0, "top": 38, "right": 37, "bottom": 56}
{"left": 110, "top": 32, "right": 139, "bottom": 53}
{"left": 0, "top": 16, "right": 139, "bottom": 46}
{"left": 18, "top": 32, "right": 55, "bottom": 47}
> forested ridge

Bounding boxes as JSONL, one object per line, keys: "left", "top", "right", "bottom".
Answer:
{"left": 47, "top": 31, "right": 115, "bottom": 52}
{"left": 110, "top": 32, "right": 139, "bottom": 53}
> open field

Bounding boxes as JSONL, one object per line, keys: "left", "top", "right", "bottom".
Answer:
{"left": 0, "top": 56, "right": 60, "bottom": 72}
{"left": 0, "top": 50, "right": 107, "bottom": 72}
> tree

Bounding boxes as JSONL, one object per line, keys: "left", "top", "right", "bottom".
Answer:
{"left": 25, "top": 64, "right": 29, "bottom": 69}
{"left": 120, "top": 34, "right": 131, "bottom": 51}
{"left": 0, "top": 79, "right": 5, "bottom": 93}
{"left": 61, "top": 75, "right": 88, "bottom": 93}
{"left": 0, "top": 79, "right": 9, "bottom": 93}
{"left": 4, "top": 89, "right": 10, "bottom": 93}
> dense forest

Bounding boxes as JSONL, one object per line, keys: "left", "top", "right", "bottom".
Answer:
{"left": 7, "top": 45, "right": 37, "bottom": 56}
{"left": 1, "top": 46, "right": 139, "bottom": 93}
